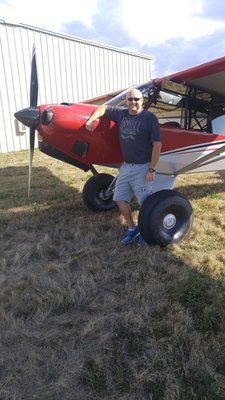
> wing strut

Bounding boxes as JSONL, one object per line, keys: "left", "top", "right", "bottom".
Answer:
{"left": 175, "top": 143, "right": 225, "bottom": 175}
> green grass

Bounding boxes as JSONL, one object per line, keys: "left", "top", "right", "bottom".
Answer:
{"left": 1, "top": 150, "right": 225, "bottom": 399}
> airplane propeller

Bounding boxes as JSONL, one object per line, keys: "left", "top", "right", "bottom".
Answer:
{"left": 14, "top": 45, "right": 39, "bottom": 196}
{"left": 28, "top": 46, "right": 38, "bottom": 196}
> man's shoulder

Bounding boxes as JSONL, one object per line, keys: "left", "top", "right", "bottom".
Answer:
{"left": 106, "top": 107, "right": 128, "bottom": 118}
{"left": 142, "top": 109, "right": 159, "bottom": 122}
{"left": 142, "top": 109, "right": 155, "bottom": 117}
{"left": 106, "top": 106, "right": 127, "bottom": 113}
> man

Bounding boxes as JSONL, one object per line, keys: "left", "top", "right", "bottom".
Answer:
{"left": 85, "top": 88, "right": 162, "bottom": 247}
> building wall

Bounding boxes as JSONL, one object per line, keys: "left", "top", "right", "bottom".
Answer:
{"left": 0, "top": 21, "right": 152, "bottom": 153}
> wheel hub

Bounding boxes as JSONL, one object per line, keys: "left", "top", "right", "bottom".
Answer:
{"left": 163, "top": 213, "right": 176, "bottom": 229}
{"left": 99, "top": 190, "right": 108, "bottom": 200}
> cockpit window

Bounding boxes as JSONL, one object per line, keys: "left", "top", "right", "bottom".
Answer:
{"left": 105, "top": 80, "right": 156, "bottom": 107}
{"left": 106, "top": 78, "right": 224, "bottom": 134}
{"left": 147, "top": 90, "right": 183, "bottom": 126}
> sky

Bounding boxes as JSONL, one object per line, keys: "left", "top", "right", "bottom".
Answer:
{"left": 1, "top": 0, "right": 225, "bottom": 77}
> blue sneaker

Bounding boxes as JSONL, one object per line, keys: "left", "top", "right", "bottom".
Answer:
{"left": 136, "top": 234, "right": 145, "bottom": 247}
{"left": 121, "top": 226, "right": 140, "bottom": 244}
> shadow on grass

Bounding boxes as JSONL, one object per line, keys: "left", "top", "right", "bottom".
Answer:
{"left": 0, "top": 165, "right": 84, "bottom": 210}
{"left": 174, "top": 170, "right": 225, "bottom": 200}
{"left": 0, "top": 163, "right": 225, "bottom": 400}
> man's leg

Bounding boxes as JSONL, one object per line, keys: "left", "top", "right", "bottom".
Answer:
{"left": 131, "top": 163, "right": 153, "bottom": 247}
{"left": 116, "top": 200, "right": 135, "bottom": 229}
{"left": 116, "top": 200, "right": 140, "bottom": 244}
{"left": 113, "top": 164, "right": 140, "bottom": 244}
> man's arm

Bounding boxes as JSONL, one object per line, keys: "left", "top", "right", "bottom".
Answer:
{"left": 147, "top": 141, "right": 162, "bottom": 182}
{"left": 150, "top": 141, "right": 162, "bottom": 170}
{"left": 85, "top": 104, "right": 107, "bottom": 131}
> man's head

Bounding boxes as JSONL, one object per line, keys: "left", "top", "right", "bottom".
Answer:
{"left": 125, "top": 88, "right": 143, "bottom": 115}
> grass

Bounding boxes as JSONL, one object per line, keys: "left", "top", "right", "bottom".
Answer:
{"left": 1, "top": 150, "right": 225, "bottom": 400}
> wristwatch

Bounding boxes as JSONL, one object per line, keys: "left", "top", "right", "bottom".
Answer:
{"left": 149, "top": 168, "right": 156, "bottom": 173}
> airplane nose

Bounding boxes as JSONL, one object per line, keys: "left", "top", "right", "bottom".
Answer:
{"left": 14, "top": 106, "right": 39, "bottom": 128}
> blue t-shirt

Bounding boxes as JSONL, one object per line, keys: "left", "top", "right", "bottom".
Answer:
{"left": 106, "top": 107, "right": 161, "bottom": 163}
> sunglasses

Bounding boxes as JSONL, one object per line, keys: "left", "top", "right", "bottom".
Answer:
{"left": 127, "top": 97, "right": 142, "bottom": 101}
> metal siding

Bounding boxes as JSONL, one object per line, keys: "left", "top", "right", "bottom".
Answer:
{"left": 0, "top": 21, "right": 152, "bottom": 153}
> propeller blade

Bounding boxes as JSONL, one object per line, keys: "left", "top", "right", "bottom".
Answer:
{"left": 28, "top": 45, "right": 38, "bottom": 196}
{"left": 28, "top": 129, "right": 35, "bottom": 197}
{"left": 30, "top": 46, "right": 38, "bottom": 107}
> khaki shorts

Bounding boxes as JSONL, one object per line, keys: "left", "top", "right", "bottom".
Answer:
{"left": 113, "top": 162, "right": 153, "bottom": 206}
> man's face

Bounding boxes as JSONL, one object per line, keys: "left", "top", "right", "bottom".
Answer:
{"left": 126, "top": 90, "right": 143, "bottom": 114}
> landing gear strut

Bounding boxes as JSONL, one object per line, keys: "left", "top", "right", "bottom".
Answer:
{"left": 82, "top": 173, "right": 117, "bottom": 211}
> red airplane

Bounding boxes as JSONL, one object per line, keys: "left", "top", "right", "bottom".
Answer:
{"left": 14, "top": 47, "right": 225, "bottom": 246}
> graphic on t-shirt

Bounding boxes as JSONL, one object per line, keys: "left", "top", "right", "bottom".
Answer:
{"left": 120, "top": 117, "right": 141, "bottom": 140}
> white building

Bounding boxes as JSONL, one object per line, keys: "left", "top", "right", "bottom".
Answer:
{"left": 0, "top": 21, "right": 153, "bottom": 153}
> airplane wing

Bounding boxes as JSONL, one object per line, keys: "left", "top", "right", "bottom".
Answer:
{"left": 155, "top": 56, "right": 225, "bottom": 97}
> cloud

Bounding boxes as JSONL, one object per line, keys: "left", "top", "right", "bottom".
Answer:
{"left": 1, "top": 0, "right": 224, "bottom": 46}
{"left": 1, "top": 0, "right": 225, "bottom": 80}
{"left": 0, "top": 0, "right": 100, "bottom": 30}
{"left": 120, "top": 0, "right": 225, "bottom": 46}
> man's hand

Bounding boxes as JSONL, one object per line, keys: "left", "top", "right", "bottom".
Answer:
{"left": 85, "top": 120, "right": 95, "bottom": 132}
{"left": 84, "top": 105, "right": 107, "bottom": 132}
{"left": 146, "top": 171, "right": 155, "bottom": 182}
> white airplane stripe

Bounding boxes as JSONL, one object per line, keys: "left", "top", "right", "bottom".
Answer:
{"left": 161, "top": 139, "right": 225, "bottom": 156}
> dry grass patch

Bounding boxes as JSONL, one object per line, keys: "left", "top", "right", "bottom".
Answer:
{"left": 1, "top": 150, "right": 225, "bottom": 400}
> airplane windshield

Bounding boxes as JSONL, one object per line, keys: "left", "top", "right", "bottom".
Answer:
{"left": 105, "top": 78, "right": 225, "bottom": 134}
{"left": 106, "top": 80, "right": 156, "bottom": 107}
